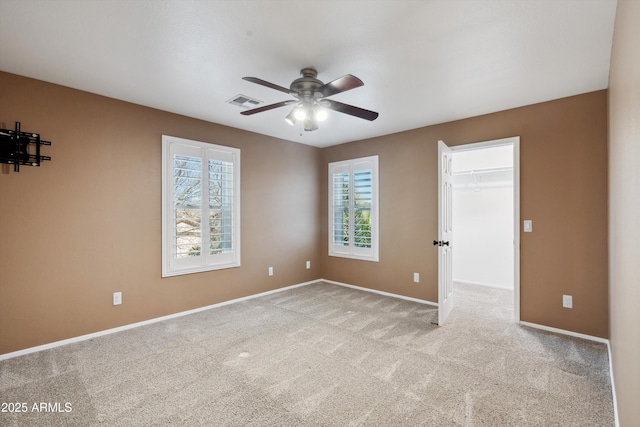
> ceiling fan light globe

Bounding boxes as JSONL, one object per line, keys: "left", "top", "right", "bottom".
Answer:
{"left": 284, "top": 110, "right": 297, "bottom": 126}
{"left": 315, "top": 107, "right": 328, "bottom": 122}
{"left": 294, "top": 107, "right": 307, "bottom": 121}
{"left": 304, "top": 117, "right": 318, "bottom": 132}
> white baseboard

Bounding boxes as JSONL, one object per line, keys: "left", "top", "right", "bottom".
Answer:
{"left": 0, "top": 279, "right": 321, "bottom": 361}
{"left": 607, "top": 341, "right": 620, "bottom": 427}
{"left": 454, "top": 279, "right": 513, "bottom": 290}
{"left": 518, "top": 320, "right": 608, "bottom": 343}
{"left": 321, "top": 279, "right": 438, "bottom": 307}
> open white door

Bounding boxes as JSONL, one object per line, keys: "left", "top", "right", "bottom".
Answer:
{"left": 437, "top": 140, "right": 454, "bottom": 326}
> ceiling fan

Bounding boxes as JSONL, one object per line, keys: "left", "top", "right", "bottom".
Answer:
{"left": 241, "top": 68, "right": 379, "bottom": 131}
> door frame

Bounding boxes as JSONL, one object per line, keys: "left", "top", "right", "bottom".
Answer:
{"left": 449, "top": 136, "right": 521, "bottom": 322}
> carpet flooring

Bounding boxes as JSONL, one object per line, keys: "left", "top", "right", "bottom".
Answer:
{"left": 0, "top": 282, "right": 614, "bottom": 426}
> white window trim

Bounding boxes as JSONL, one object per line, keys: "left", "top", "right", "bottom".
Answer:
{"left": 162, "top": 135, "right": 240, "bottom": 277}
{"left": 328, "top": 155, "right": 379, "bottom": 262}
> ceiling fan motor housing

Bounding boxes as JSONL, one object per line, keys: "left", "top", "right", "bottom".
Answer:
{"left": 290, "top": 68, "right": 324, "bottom": 100}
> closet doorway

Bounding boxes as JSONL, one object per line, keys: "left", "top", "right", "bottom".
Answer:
{"left": 450, "top": 137, "right": 520, "bottom": 321}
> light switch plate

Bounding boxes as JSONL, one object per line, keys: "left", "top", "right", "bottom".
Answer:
{"left": 524, "top": 220, "right": 533, "bottom": 232}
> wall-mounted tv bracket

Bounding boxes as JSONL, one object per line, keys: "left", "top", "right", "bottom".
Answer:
{"left": 0, "top": 121, "right": 52, "bottom": 173}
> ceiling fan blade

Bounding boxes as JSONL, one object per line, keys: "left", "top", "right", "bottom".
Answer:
{"left": 317, "top": 74, "right": 364, "bottom": 98}
{"left": 242, "top": 77, "right": 291, "bottom": 95}
{"left": 240, "top": 100, "right": 296, "bottom": 115}
{"left": 321, "top": 99, "right": 379, "bottom": 121}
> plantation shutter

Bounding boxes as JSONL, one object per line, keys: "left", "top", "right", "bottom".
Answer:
{"left": 205, "top": 146, "right": 237, "bottom": 267}
{"left": 162, "top": 136, "right": 240, "bottom": 277}
{"left": 328, "top": 156, "right": 379, "bottom": 261}
{"left": 174, "top": 153, "right": 203, "bottom": 259}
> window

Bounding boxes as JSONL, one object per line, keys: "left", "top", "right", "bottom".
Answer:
{"left": 162, "top": 135, "right": 240, "bottom": 277}
{"left": 328, "top": 155, "right": 379, "bottom": 261}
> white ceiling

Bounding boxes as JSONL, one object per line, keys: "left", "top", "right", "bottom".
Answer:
{"left": 0, "top": 0, "right": 617, "bottom": 147}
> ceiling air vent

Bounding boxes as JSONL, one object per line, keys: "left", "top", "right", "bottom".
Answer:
{"left": 227, "top": 94, "right": 262, "bottom": 109}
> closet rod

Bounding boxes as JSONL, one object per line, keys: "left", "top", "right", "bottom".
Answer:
{"left": 452, "top": 166, "right": 513, "bottom": 176}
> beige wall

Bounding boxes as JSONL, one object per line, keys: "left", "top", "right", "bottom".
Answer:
{"left": 322, "top": 90, "right": 609, "bottom": 338}
{"left": 0, "top": 72, "right": 322, "bottom": 355}
{"left": 608, "top": 0, "right": 640, "bottom": 425}
{"left": 0, "top": 71, "right": 609, "bottom": 356}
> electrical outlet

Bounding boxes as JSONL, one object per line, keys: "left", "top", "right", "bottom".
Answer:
{"left": 563, "top": 295, "right": 572, "bottom": 309}
{"left": 413, "top": 272, "right": 419, "bottom": 283}
{"left": 113, "top": 291, "right": 122, "bottom": 306}
{"left": 306, "top": 260, "right": 311, "bottom": 269}
{"left": 268, "top": 266, "right": 273, "bottom": 276}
